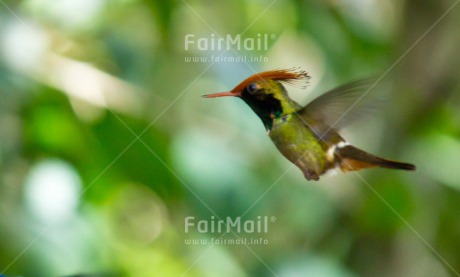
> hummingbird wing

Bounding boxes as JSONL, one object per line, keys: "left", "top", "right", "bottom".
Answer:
{"left": 297, "top": 78, "right": 382, "bottom": 139}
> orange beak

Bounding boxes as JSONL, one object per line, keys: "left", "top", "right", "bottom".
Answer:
{"left": 202, "top": 91, "right": 241, "bottom": 98}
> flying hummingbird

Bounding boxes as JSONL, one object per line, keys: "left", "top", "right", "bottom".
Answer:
{"left": 203, "top": 68, "right": 415, "bottom": 181}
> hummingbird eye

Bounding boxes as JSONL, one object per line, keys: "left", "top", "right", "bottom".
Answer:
{"left": 247, "top": 83, "right": 258, "bottom": 94}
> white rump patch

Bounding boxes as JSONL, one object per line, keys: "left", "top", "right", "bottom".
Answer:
{"left": 326, "top": 141, "right": 349, "bottom": 162}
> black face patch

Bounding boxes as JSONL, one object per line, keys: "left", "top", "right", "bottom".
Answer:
{"left": 241, "top": 88, "right": 283, "bottom": 130}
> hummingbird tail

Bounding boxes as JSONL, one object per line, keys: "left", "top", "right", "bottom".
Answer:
{"left": 335, "top": 145, "right": 416, "bottom": 172}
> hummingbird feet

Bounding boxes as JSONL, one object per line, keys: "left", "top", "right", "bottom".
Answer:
{"left": 303, "top": 170, "right": 320, "bottom": 181}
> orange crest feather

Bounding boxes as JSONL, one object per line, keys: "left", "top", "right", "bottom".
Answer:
{"left": 231, "top": 67, "right": 310, "bottom": 92}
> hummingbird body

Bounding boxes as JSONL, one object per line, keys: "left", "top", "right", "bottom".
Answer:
{"left": 204, "top": 68, "right": 415, "bottom": 180}
{"left": 269, "top": 112, "right": 333, "bottom": 180}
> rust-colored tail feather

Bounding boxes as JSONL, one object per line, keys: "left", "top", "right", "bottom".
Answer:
{"left": 335, "top": 145, "right": 416, "bottom": 172}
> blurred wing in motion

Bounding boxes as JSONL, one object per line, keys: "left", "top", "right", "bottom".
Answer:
{"left": 297, "top": 78, "right": 384, "bottom": 139}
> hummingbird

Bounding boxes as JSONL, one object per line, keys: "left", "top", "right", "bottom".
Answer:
{"left": 203, "top": 68, "right": 415, "bottom": 181}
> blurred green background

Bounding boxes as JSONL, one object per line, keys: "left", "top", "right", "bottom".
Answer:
{"left": 1, "top": 0, "right": 460, "bottom": 276}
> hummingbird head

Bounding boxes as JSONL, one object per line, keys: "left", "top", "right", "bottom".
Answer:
{"left": 203, "top": 68, "right": 310, "bottom": 130}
